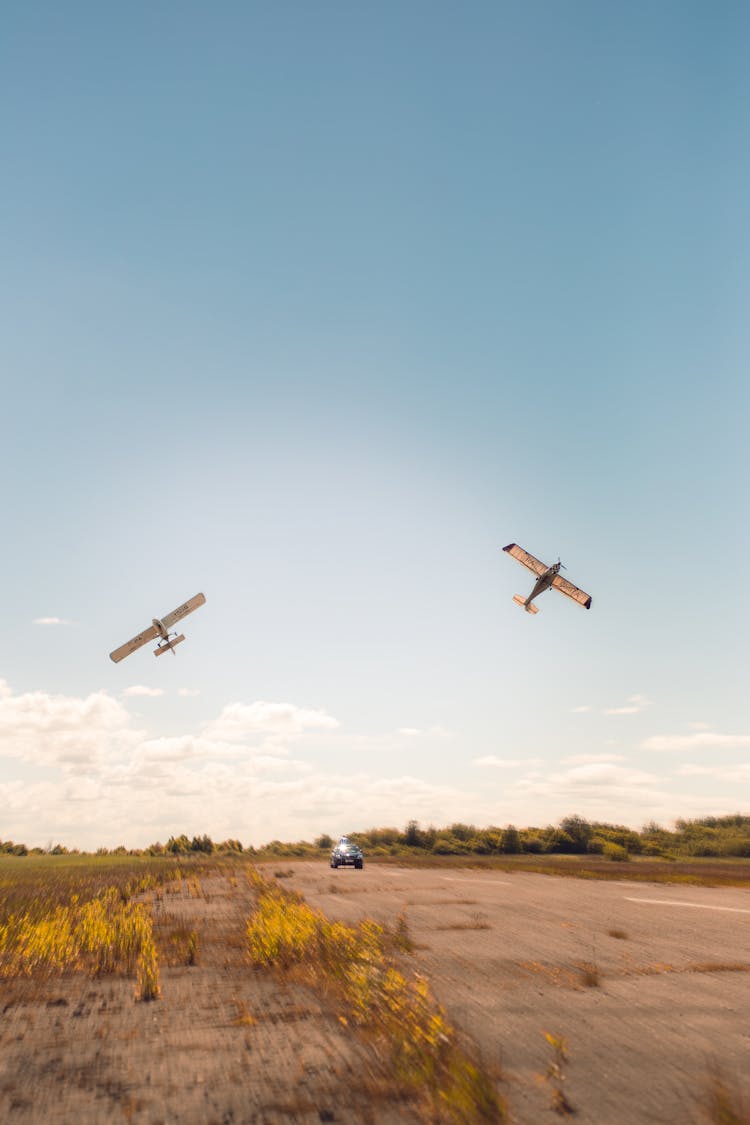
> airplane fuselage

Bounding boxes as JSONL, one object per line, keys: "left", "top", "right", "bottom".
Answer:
{"left": 152, "top": 617, "right": 169, "bottom": 640}
{"left": 525, "top": 562, "right": 562, "bottom": 606}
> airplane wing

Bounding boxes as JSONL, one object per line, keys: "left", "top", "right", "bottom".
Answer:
{"left": 109, "top": 625, "right": 160, "bottom": 663}
{"left": 551, "top": 574, "right": 592, "bottom": 610}
{"left": 503, "top": 543, "right": 548, "bottom": 577}
{"left": 161, "top": 592, "right": 206, "bottom": 630}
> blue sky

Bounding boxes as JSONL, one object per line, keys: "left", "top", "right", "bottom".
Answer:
{"left": 2, "top": 2, "right": 749, "bottom": 848}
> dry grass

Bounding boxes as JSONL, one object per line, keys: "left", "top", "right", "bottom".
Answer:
{"left": 622, "top": 961, "right": 750, "bottom": 979}
{"left": 369, "top": 852, "right": 750, "bottom": 888}
{"left": 701, "top": 1066, "right": 750, "bottom": 1124}
{"left": 577, "top": 961, "right": 601, "bottom": 988}
{"left": 435, "top": 913, "right": 491, "bottom": 932}
{"left": 0, "top": 853, "right": 240, "bottom": 1002}
{"left": 230, "top": 999, "right": 257, "bottom": 1027}
{"left": 245, "top": 867, "right": 506, "bottom": 1122}
{"left": 519, "top": 960, "right": 587, "bottom": 990}
{"left": 687, "top": 962, "right": 750, "bottom": 974}
{"left": 387, "top": 910, "right": 415, "bottom": 953}
{"left": 544, "top": 1032, "right": 575, "bottom": 1116}
{"left": 0, "top": 887, "right": 159, "bottom": 1000}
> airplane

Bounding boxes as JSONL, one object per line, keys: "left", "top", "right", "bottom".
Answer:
{"left": 503, "top": 544, "right": 591, "bottom": 614}
{"left": 109, "top": 593, "right": 206, "bottom": 662}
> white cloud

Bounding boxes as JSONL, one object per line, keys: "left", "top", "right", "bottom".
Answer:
{"left": 397, "top": 725, "right": 450, "bottom": 738}
{"left": 0, "top": 683, "right": 141, "bottom": 774}
{"left": 571, "top": 705, "right": 592, "bottom": 713}
{"left": 203, "top": 701, "right": 339, "bottom": 743}
{"left": 603, "top": 693, "right": 651, "bottom": 716}
{"left": 677, "top": 763, "right": 750, "bottom": 782}
{"left": 0, "top": 682, "right": 490, "bottom": 848}
{"left": 512, "top": 763, "right": 663, "bottom": 818}
{"left": 643, "top": 731, "right": 750, "bottom": 752}
{"left": 474, "top": 755, "right": 538, "bottom": 768}
{"left": 33, "top": 617, "right": 73, "bottom": 626}
{"left": 561, "top": 753, "right": 627, "bottom": 765}
{"left": 123, "top": 685, "right": 165, "bottom": 698}
{"left": 1, "top": 680, "right": 747, "bottom": 851}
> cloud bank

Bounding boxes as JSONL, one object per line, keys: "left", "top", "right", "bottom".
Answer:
{"left": 1, "top": 682, "right": 748, "bottom": 850}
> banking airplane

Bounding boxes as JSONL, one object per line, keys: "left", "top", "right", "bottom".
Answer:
{"left": 503, "top": 544, "right": 591, "bottom": 614}
{"left": 109, "top": 593, "right": 206, "bottom": 661}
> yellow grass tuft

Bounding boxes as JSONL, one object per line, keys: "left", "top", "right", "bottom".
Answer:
{"left": 246, "top": 869, "right": 506, "bottom": 1122}
{"left": 0, "top": 885, "right": 160, "bottom": 1000}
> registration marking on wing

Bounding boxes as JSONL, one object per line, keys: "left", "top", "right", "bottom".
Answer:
{"left": 109, "top": 625, "right": 160, "bottom": 664}
{"left": 161, "top": 593, "right": 206, "bottom": 630}
{"left": 502, "top": 543, "right": 547, "bottom": 576}
{"left": 551, "top": 574, "right": 592, "bottom": 609}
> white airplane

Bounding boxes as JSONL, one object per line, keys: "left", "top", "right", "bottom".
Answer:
{"left": 503, "top": 544, "right": 591, "bottom": 614}
{"left": 109, "top": 593, "right": 206, "bottom": 662}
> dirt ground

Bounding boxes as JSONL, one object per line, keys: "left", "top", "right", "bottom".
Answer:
{"left": 282, "top": 861, "right": 750, "bottom": 1124}
{"left": 0, "top": 872, "right": 423, "bottom": 1124}
{"left": 1, "top": 863, "right": 748, "bottom": 1123}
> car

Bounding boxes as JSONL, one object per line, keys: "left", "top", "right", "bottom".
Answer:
{"left": 330, "top": 839, "right": 364, "bottom": 869}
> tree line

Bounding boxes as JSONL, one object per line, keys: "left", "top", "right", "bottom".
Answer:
{"left": 2, "top": 814, "right": 749, "bottom": 859}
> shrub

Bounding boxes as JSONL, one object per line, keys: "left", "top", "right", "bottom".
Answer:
{"left": 602, "top": 842, "right": 629, "bottom": 862}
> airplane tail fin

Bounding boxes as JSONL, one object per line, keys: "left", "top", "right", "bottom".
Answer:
{"left": 513, "top": 595, "right": 539, "bottom": 615}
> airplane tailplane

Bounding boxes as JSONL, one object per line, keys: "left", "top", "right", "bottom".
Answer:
{"left": 513, "top": 595, "right": 539, "bottom": 615}
{"left": 155, "top": 634, "right": 186, "bottom": 656}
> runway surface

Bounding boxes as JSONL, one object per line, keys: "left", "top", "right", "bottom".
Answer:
{"left": 282, "top": 862, "right": 750, "bottom": 1124}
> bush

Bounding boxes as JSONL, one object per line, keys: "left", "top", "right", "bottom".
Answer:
{"left": 602, "top": 842, "right": 629, "bottom": 862}
{"left": 431, "top": 835, "right": 469, "bottom": 856}
{"left": 559, "top": 815, "right": 593, "bottom": 853}
{"left": 544, "top": 829, "right": 575, "bottom": 854}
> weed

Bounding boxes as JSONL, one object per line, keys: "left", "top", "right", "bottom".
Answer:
{"left": 435, "top": 916, "right": 492, "bottom": 931}
{"left": 274, "top": 869, "right": 294, "bottom": 879}
{"left": 0, "top": 888, "right": 161, "bottom": 1000}
{"left": 186, "top": 930, "right": 199, "bottom": 966}
{"left": 186, "top": 876, "right": 202, "bottom": 899}
{"left": 687, "top": 963, "right": 750, "bottom": 975}
{"left": 136, "top": 933, "right": 160, "bottom": 1001}
{"left": 578, "top": 962, "right": 600, "bottom": 988}
{"left": 390, "top": 911, "right": 415, "bottom": 953}
{"left": 231, "top": 999, "right": 257, "bottom": 1027}
{"left": 702, "top": 1065, "right": 750, "bottom": 1124}
{"left": 544, "top": 1031, "right": 575, "bottom": 1115}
